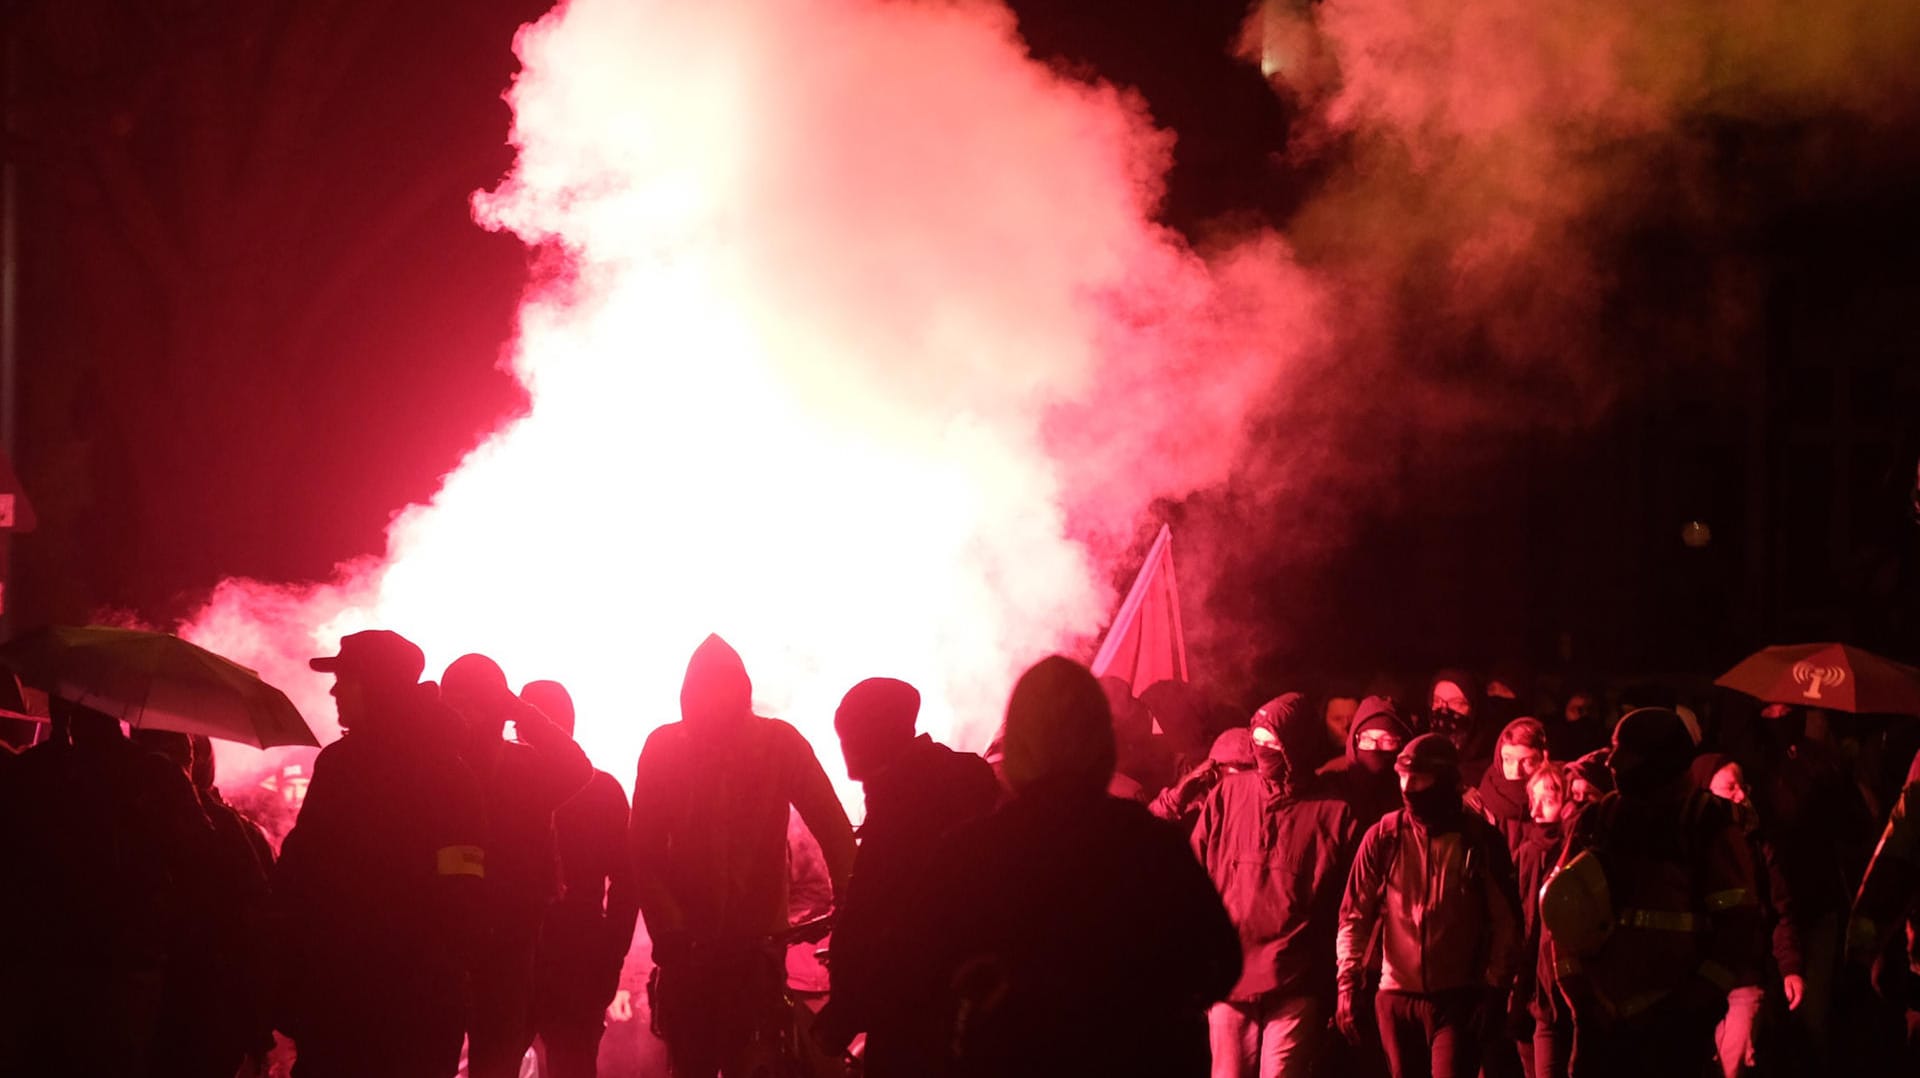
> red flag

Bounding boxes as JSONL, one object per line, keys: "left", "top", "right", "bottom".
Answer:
{"left": 1090, "top": 524, "right": 1188, "bottom": 696}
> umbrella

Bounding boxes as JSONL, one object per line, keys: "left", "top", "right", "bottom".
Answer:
{"left": 1714, "top": 642, "right": 1920, "bottom": 717}
{"left": 0, "top": 625, "right": 319, "bottom": 748}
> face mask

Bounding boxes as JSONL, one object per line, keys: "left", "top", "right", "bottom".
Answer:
{"left": 1356, "top": 749, "right": 1396, "bottom": 776}
{"left": 1253, "top": 743, "right": 1289, "bottom": 784}
{"left": 1403, "top": 782, "right": 1461, "bottom": 827}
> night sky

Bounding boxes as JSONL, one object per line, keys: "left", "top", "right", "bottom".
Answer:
{"left": 8, "top": 0, "right": 1919, "bottom": 709}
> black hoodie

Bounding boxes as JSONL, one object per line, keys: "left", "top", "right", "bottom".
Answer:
{"left": 1339, "top": 696, "right": 1415, "bottom": 827}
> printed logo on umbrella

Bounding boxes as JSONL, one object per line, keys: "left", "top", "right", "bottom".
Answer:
{"left": 1791, "top": 661, "right": 1847, "bottom": 700}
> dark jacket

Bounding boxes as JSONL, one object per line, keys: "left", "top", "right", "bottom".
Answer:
{"left": 1557, "top": 790, "right": 1767, "bottom": 1015}
{"left": 827, "top": 736, "right": 1001, "bottom": 1073}
{"left": 464, "top": 701, "right": 592, "bottom": 918}
{"left": 538, "top": 768, "right": 640, "bottom": 1010}
{"left": 270, "top": 702, "right": 487, "bottom": 1039}
{"left": 1336, "top": 808, "right": 1525, "bottom": 996}
{"left": 1192, "top": 770, "right": 1359, "bottom": 1002}
{"left": 629, "top": 715, "right": 856, "bottom": 943}
{"left": 906, "top": 784, "right": 1240, "bottom": 1078}
{"left": 1514, "top": 818, "right": 1563, "bottom": 1017}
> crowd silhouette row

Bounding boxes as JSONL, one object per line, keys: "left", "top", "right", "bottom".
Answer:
{"left": 2, "top": 630, "right": 1917, "bottom": 1078}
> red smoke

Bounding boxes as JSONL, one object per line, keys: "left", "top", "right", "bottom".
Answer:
{"left": 187, "top": 0, "right": 1314, "bottom": 803}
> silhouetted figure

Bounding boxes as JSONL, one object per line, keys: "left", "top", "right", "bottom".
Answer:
{"left": 0, "top": 700, "right": 214, "bottom": 1078}
{"left": 273, "top": 630, "right": 487, "bottom": 1078}
{"left": 1336, "top": 733, "right": 1524, "bottom": 1078}
{"left": 518, "top": 679, "right": 640, "bottom": 1078}
{"left": 440, "top": 654, "right": 593, "bottom": 1078}
{"left": 131, "top": 730, "right": 276, "bottom": 1078}
{"left": 814, "top": 677, "right": 1001, "bottom": 1074}
{"left": 1549, "top": 709, "right": 1766, "bottom": 1078}
{"left": 1192, "top": 693, "right": 1360, "bottom": 1078}
{"left": 629, "top": 634, "right": 857, "bottom": 1078}
{"left": 900, "top": 656, "right": 1240, "bottom": 1077}
{"left": 1334, "top": 696, "right": 1414, "bottom": 828}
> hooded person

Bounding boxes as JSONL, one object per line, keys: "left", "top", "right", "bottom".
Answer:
{"left": 1191, "top": 693, "right": 1361, "bottom": 1078}
{"left": 1475, "top": 718, "right": 1551, "bottom": 858}
{"left": 899, "top": 656, "right": 1239, "bottom": 1078}
{"left": 1150, "top": 728, "right": 1255, "bottom": 831}
{"left": 1336, "top": 696, "right": 1416, "bottom": 827}
{"left": 814, "top": 677, "right": 1001, "bottom": 1074}
{"left": 627, "top": 634, "right": 856, "bottom": 1078}
{"left": 1429, "top": 670, "right": 1498, "bottom": 785}
{"left": 1564, "top": 749, "right": 1613, "bottom": 809}
{"left": 1336, "top": 734, "right": 1525, "bottom": 1078}
{"left": 1551, "top": 709, "right": 1767, "bottom": 1078}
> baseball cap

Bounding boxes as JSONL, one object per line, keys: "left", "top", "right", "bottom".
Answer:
{"left": 309, "top": 630, "right": 426, "bottom": 687}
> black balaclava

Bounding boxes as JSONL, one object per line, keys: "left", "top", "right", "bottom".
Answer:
{"left": 1249, "top": 692, "right": 1308, "bottom": 795}
{"left": 1397, "top": 733, "right": 1464, "bottom": 830}
{"left": 1348, "top": 695, "right": 1414, "bottom": 776}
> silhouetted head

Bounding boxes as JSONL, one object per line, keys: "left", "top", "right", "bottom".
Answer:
{"left": 132, "top": 728, "right": 193, "bottom": 772}
{"left": 835, "top": 677, "right": 921, "bottom": 782}
{"left": 309, "top": 630, "right": 427, "bottom": 731}
{"left": 681, "top": 635, "right": 752, "bottom": 727}
{"left": 441, "top": 654, "right": 514, "bottom": 732}
{"left": 60, "top": 699, "right": 124, "bottom": 748}
{"left": 1609, "top": 708, "right": 1694, "bottom": 802}
{"left": 520, "top": 680, "right": 576, "bottom": 737}
{"left": 1207, "top": 727, "right": 1255, "bottom": 770}
{"left": 1002, "top": 656, "right": 1113, "bottom": 795}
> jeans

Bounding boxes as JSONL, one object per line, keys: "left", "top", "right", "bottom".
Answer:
{"left": 1208, "top": 995, "right": 1321, "bottom": 1078}
{"left": 1376, "top": 989, "right": 1483, "bottom": 1078}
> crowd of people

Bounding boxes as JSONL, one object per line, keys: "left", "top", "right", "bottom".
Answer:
{"left": 1, "top": 629, "right": 1917, "bottom": 1078}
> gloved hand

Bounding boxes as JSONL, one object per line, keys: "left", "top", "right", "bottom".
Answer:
{"left": 1335, "top": 988, "right": 1362, "bottom": 1045}
{"left": 1173, "top": 760, "right": 1223, "bottom": 801}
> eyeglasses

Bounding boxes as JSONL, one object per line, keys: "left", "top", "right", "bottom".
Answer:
{"left": 1356, "top": 730, "right": 1404, "bottom": 752}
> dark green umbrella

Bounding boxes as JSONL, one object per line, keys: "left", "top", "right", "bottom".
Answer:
{"left": 0, "top": 625, "right": 318, "bottom": 748}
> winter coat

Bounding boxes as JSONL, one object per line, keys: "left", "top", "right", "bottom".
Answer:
{"left": 270, "top": 703, "right": 487, "bottom": 1038}
{"left": 463, "top": 701, "right": 592, "bottom": 920}
{"left": 1555, "top": 790, "right": 1767, "bottom": 1017}
{"left": 629, "top": 714, "right": 856, "bottom": 944}
{"left": 1192, "top": 770, "right": 1359, "bottom": 1001}
{"left": 903, "top": 782, "right": 1240, "bottom": 1078}
{"left": 1336, "top": 808, "right": 1525, "bottom": 997}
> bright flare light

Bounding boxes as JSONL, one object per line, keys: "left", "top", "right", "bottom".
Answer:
{"left": 187, "top": 0, "right": 1311, "bottom": 806}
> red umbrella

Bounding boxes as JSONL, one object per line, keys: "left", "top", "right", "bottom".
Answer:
{"left": 1715, "top": 643, "right": 1920, "bottom": 717}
